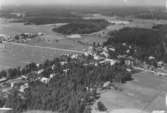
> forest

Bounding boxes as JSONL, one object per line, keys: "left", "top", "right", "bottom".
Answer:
{"left": 52, "top": 19, "right": 109, "bottom": 35}
{"left": 0, "top": 55, "right": 132, "bottom": 113}
{"left": 104, "top": 27, "right": 167, "bottom": 63}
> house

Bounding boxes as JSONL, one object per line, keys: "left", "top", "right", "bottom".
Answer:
{"left": 0, "top": 107, "right": 13, "bottom": 111}
{"left": 37, "top": 32, "right": 44, "bottom": 36}
{"left": 60, "top": 61, "right": 67, "bottom": 66}
{"left": 122, "top": 43, "right": 127, "bottom": 46}
{"left": 87, "top": 46, "right": 94, "bottom": 55}
{"left": 93, "top": 54, "right": 103, "bottom": 60}
{"left": 19, "top": 83, "right": 29, "bottom": 93}
{"left": 94, "top": 62, "right": 98, "bottom": 67}
{"left": 63, "top": 69, "right": 70, "bottom": 74}
{"left": 71, "top": 54, "right": 79, "bottom": 59}
{"left": 103, "top": 47, "right": 108, "bottom": 52}
{"left": 40, "top": 77, "right": 50, "bottom": 84}
{"left": 102, "top": 81, "right": 111, "bottom": 89}
{"left": 67, "top": 34, "right": 81, "bottom": 39}
{"left": 100, "top": 59, "right": 117, "bottom": 66}
{"left": 0, "top": 34, "right": 7, "bottom": 41}
{"left": 100, "top": 51, "right": 109, "bottom": 58}
{"left": 148, "top": 56, "right": 155, "bottom": 60}
{"left": 0, "top": 77, "right": 7, "bottom": 82}
{"left": 126, "top": 49, "right": 130, "bottom": 54}
{"left": 36, "top": 63, "right": 40, "bottom": 68}
{"left": 51, "top": 64, "right": 56, "bottom": 70}
{"left": 157, "top": 61, "right": 164, "bottom": 67}
{"left": 37, "top": 69, "right": 44, "bottom": 75}
{"left": 109, "top": 47, "right": 116, "bottom": 52}
{"left": 129, "top": 45, "right": 132, "bottom": 49}
{"left": 84, "top": 52, "right": 89, "bottom": 57}
{"left": 50, "top": 73, "right": 56, "bottom": 79}
{"left": 21, "top": 75, "right": 27, "bottom": 80}
{"left": 126, "top": 68, "right": 132, "bottom": 72}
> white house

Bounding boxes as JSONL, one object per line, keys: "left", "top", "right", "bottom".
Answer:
{"left": 148, "top": 56, "right": 155, "bottom": 60}
{"left": 19, "top": 83, "right": 29, "bottom": 93}
{"left": 93, "top": 54, "right": 103, "bottom": 60}
{"left": 40, "top": 77, "right": 50, "bottom": 84}
{"left": 103, "top": 81, "right": 111, "bottom": 89}
{"left": 37, "top": 69, "right": 44, "bottom": 75}
{"left": 67, "top": 34, "right": 81, "bottom": 39}
{"left": 103, "top": 47, "right": 108, "bottom": 52}
{"left": 36, "top": 63, "right": 40, "bottom": 68}
{"left": 100, "top": 59, "right": 117, "bottom": 66}
{"left": 60, "top": 61, "right": 67, "bottom": 66}
{"left": 0, "top": 107, "right": 13, "bottom": 111}
{"left": 50, "top": 73, "right": 56, "bottom": 79}
{"left": 126, "top": 68, "right": 132, "bottom": 72}
{"left": 63, "top": 69, "right": 70, "bottom": 74}
{"left": 0, "top": 77, "right": 7, "bottom": 82}
{"left": 109, "top": 48, "right": 116, "bottom": 52}
{"left": 51, "top": 64, "right": 56, "bottom": 70}
{"left": 71, "top": 54, "right": 79, "bottom": 59}
{"left": 84, "top": 52, "right": 89, "bottom": 57}
{"left": 10, "top": 82, "right": 14, "bottom": 88}
{"left": 100, "top": 51, "right": 109, "bottom": 58}
{"left": 122, "top": 43, "right": 127, "bottom": 46}
{"left": 157, "top": 61, "right": 164, "bottom": 67}
{"left": 126, "top": 49, "right": 130, "bottom": 54}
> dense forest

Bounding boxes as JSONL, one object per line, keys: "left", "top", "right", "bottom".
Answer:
{"left": 0, "top": 55, "right": 132, "bottom": 113}
{"left": 152, "top": 24, "right": 167, "bottom": 32}
{"left": 52, "top": 19, "right": 109, "bottom": 35}
{"left": 104, "top": 27, "right": 167, "bottom": 63}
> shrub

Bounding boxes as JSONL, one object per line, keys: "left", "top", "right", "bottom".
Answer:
{"left": 97, "top": 101, "right": 107, "bottom": 111}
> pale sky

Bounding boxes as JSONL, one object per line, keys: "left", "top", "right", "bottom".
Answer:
{"left": 0, "top": 0, "right": 165, "bottom": 6}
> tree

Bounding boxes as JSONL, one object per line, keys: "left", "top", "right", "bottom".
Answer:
{"left": 7, "top": 68, "right": 18, "bottom": 79}
{"left": 97, "top": 101, "right": 107, "bottom": 111}
{"left": 5, "top": 90, "right": 27, "bottom": 113}
{"left": 0, "top": 70, "right": 7, "bottom": 78}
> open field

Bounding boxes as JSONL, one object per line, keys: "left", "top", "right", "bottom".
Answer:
{"left": 23, "top": 110, "right": 57, "bottom": 113}
{"left": 93, "top": 71, "right": 167, "bottom": 113}
{"left": 1, "top": 16, "right": 167, "bottom": 71}
{"left": 0, "top": 43, "right": 82, "bottom": 70}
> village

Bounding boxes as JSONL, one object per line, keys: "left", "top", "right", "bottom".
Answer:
{"left": 0, "top": 32, "right": 45, "bottom": 43}
{"left": 0, "top": 40, "right": 166, "bottom": 108}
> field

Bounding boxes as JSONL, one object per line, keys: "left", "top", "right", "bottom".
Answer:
{"left": 23, "top": 110, "right": 57, "bottom": 113}
{"left": 1, "top": 16, "right": 167, "bottom": 71}
{"left": 92, "top": 71, "right": 167, "bottom": 113}
{"left": 0, "top": 18, "right": 87, "bottom": 70}
{"left": 1, "top": 6, "right": 167, "bottom": 113}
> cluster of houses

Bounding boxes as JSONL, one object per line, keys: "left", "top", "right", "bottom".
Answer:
{"left": 83, "top": 45, "right": 133, "bottom": 68}
{"left": 0, "top": 32, "right": 45, "bottom": 44}
{"left": 13, "top": 32, "right": 45, "bottom": 42}
{"left": 10, "top": 12, "right": 25, "bottom": 18}
{"left": 0, "top": 42, "right": 166, "bottom": 103}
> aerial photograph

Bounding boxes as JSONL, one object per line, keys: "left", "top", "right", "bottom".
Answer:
{"left": 0, "top": 0, "right": 167, "bottom": 113}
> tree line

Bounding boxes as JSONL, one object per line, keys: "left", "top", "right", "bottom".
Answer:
{"left": 0, "top": 55, "right": 132, "bottom": 113}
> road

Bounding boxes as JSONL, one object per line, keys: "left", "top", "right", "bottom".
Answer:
{"left": 4, "top": 42, "right": 85, "bottom": 54}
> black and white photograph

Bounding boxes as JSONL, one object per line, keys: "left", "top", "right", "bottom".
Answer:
{"left": 0, "top": 0, "right": 167, "bottom": 113}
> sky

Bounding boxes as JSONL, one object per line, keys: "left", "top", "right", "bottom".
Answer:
{"left": 0, "top": 0, "right": 165, "bottom": 7}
